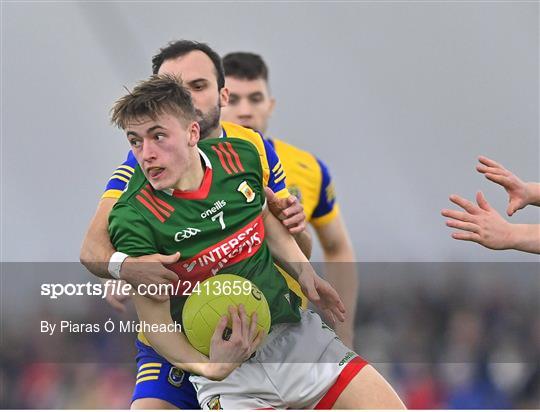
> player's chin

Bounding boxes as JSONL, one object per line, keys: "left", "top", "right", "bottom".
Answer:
{"left": 148, "top": 178, "right": 169, "bottom": 191}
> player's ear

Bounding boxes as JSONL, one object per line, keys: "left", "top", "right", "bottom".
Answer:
{"left": 219, "top": 87, "right": 229, "bottom": 108}
{"left": 188, "top": 121, "right": 200, "bottom": 147}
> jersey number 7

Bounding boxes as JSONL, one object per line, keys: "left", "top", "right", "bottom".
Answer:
{"left": 211, "top": 211, "right": 226, "bottom": 230}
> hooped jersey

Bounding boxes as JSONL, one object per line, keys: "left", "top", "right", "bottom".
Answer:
{"left": 103, "top": 121, "right": 289, "bottom": 201}
{"left": 108, "top": 138, "right": 301, "bottom": 328}
{"left": 268, "top": 138, "right": 339, "bottom": 227}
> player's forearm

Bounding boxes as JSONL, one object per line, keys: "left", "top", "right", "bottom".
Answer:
{"left": 323, "top": 248, "right": 358, "bottom": 347}
{"left": 525, "top": 182, "right": 540, "bottom": 206}
{"left": 293, "top": 230, "right": 312, "bottom": 259}
{"left": 146, "top": 330, "right": 211, "bottom": 377}
{"left": 508, "top": 224, "right": 540, "bottom": 254}
{"left": 132, "top": 294, "right": 214, "bottom": 376}
{"left": 80, "top": 233, "right": 115, "bottom": 278}
{"left": 316, "top": 218, "right": 359, "bottom": 310}
{"left": 80, "top": 198, "right": 117, "bottom": 278}
{"left": 314, "top": 215, "right": 359, "bottom": 347}
{"left": 264, "top": 211, "right": 312, "bottom": 281}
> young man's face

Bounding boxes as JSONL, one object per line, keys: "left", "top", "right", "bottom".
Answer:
{"left": 221, "top": 77, "right": 275, "bottom": 134}
{"left": 158, "top": 51, "right": 228, "bottom": 139}
{"left": 125, "top": 113, "right": 200, "bottom": 190}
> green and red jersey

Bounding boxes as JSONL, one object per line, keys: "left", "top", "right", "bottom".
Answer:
{"left": 108, "top": 138, "right": 301, "bottom": 326}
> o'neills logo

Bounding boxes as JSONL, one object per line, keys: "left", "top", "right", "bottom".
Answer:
{"left": 167, "top": 215, "right": 265, "bottom": 294}
{"left": 201, "top": 200, "right": 226, "bottom": 218}
{"left": 339, "top": 351, "right": 356, "bottom": 366}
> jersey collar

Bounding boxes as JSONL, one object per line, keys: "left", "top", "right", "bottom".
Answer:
{"left": 161, "top": 149, "right": 213, "bottom": 200}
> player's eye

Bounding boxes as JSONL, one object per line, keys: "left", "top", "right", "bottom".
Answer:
{"left": 129, "top": 139, "right": 142, "bottom": 148}
{"left": 191, "top": 82, "right": 207, "bottom": 92}
{"left": 249, "top": 94, "right": 264, "bottom": 104}
{"left": 154, "top": 133, "right": 166, "bottom": 142}
{"left": 228, "top": 95, "right": 239, "bottom": 105}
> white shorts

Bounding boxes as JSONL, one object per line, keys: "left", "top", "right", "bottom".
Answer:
{"left": 190, "top": 310, "right": 368, "bottom": 409}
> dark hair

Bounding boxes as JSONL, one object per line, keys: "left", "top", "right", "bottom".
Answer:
{"left": 151, "top": 40, "right": 225, "bottom": 89}
{"left": 111, "top": 74, "right": 196, "bottom": 130}
{"left": 223, "top": 52, "right": 269, "bottom": 81}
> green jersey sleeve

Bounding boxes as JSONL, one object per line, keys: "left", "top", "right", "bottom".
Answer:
{"left": 108, "top": 203, "right": 158, "bottom": 256}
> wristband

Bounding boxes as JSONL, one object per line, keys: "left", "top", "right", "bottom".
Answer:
{"left": 108, "top": 251, "right": 129, "bottom": 280}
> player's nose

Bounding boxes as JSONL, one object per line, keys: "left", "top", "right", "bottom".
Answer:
{"left": 141, "top": 140, "right": 157, "bottom": 161}
{"left": 237, "top": 100, "right": 253, "bottom": 117}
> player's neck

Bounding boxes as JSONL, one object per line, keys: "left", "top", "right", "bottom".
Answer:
{"left": 173, "top": 150, "right": 205, "bottom": 192}
{"left": 203, "top": 124, "right": 223, "bottom": 140}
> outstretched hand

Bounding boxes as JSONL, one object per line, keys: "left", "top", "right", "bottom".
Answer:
{"left": 476, "top": 156, "right": 532, "bottom": 216}
{"left": 441, "top": 192, "right": 515, "bottom": 250}
{"left": 298, "top": 271, "right": 346, "bottom": 325}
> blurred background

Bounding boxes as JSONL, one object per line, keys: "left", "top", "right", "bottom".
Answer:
{"left": 1, "top": 1, "right": 539, "bottom": 409}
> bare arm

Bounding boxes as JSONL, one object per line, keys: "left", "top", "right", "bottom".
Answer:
{"left": 527, "top": 184, "right": 540, "bottom": 206}
{"left": 314, "top": 215, "right": 358, "bottom": 348}
{"left": 510, "top": 224, "right": 540, "bottom": 254}
{"left": 133, "top": 294, "right": 263, "bottom": 380}
{"left": 263, "top": 209, "right": 345, "bottom": 323}
{"left": 132, "top": 294, "right": 211, "bottom": 375}
{"left": 292, "top": 230, "right": 312, "bottom": 260}
{"left": 80, "top": 198, "right": 179, "bottom": 299}
{"left": 80, "top": 198, "right": 117, "bottom": 278}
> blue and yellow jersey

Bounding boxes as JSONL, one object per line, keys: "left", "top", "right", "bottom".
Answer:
{"left": 268, "top": 138, "right": 339, "bottom": 227}
{"left": 103, "top": 121, "right": 289, "bottom": 200}
{"left": 267, "top": 138, "right": 339, "bottom": 307}
{"left": 103, "top": 151, "right": 137, "bottom": 199}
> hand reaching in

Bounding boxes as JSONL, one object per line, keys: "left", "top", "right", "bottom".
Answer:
{"left": 442, "top": 192, "right": 515, "bottom": 250}
{"left": 298, "top": 271, "right": 346, "bottom": 325}
{"left": 476, "top": 156, "right": 537, "bottom": 216}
